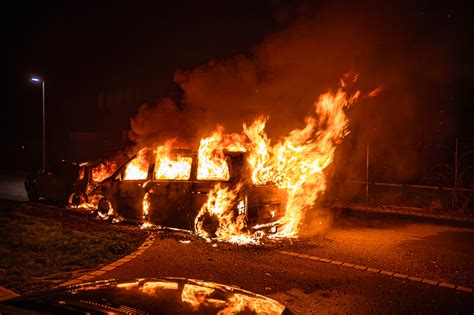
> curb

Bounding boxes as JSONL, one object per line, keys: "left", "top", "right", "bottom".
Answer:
{"left": 331, "top": 203, "right": 474, "bottom": 227}
{"left": 0, "top": 286, "right": 19, "bottom": 302}
{"left": 278, "top": 250, "right": 473, "bottom": 294}
{"left": 56, "top": 233, "right": 156, "bottom": 288}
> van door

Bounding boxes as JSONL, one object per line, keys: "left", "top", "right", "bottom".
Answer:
{"left": 116, "top": 150, "right": 153, "bottom": 220}
{"left": 147, "top": 154, "right": 194, "bottom": 229}
{"left": 147, "top": 181, "right": 193, "bottom": 229}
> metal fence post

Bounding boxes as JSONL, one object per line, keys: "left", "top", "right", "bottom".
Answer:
{"left": 366, "top": 140, "right": 369, "bottom": 204}
{"left": 451, "top": 137, "right": 458, "bottom": 211}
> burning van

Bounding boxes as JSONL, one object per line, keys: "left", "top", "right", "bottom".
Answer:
{"left": 89, "top": 147, "right": 287, "bottom": 236}
{"left": 76, "top": 85, "right": 359, "bottom": 243}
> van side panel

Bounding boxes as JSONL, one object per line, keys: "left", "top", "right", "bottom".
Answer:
{"left": 147, "top": 182, "right": 193, "bottom": 229}
{"left": 247, "top": 185, "right": 287, "bottom": 224}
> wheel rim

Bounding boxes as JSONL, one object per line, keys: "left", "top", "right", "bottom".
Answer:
{"left": 71, "top": 193, "right": 82, "bottom": 206}
{"left": 98, "top": 199, "right": 112, "bottom": 218}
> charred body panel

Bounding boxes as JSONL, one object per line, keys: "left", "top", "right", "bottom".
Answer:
{"left": 147, "top": 181, "right": 194, "bottom": 229}
{"left": 247, "top": 185, "right": 287, "bottom": 225}
{"left": 93, "top": 150, "right": 286, "bottom": 230}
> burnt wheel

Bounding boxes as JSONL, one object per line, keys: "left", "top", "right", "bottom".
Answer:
{"left": 68, "top": 192, "right": 87, "bottom": 207}
{"left": 97, "top": 198, "right": 113, "bottom": 219}
{"left": 26, "top": 186, "right": 39, "bottom": 202}
{"left": 195, "top": 212, "right": 220, "bottom": 237}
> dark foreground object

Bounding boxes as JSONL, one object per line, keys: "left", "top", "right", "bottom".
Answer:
{"left": 0, "top": 278, "right": 291, "bottom": 314}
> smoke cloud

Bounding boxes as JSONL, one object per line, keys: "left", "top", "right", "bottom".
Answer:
{"left": 128, "top": 97, "right": 199, "bottom": 149}
{"left": 129, "top": 1, "right": 457, "bottom": 183}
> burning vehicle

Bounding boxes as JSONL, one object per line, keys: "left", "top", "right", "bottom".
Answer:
{"left": 24, "top": 160, "right": 117, "bottom": 205}
{"left": 80, "top": 85, "right": 359, "bottom": 244}
{"left": 88, "top": 145, "right": 287, "bottom": 239}
{"left": 28, "top": 81, "right": 360, "bottom": 244}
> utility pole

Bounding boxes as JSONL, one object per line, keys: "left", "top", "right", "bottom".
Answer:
{"left": 31, "top": 76, "right": 46, "bottom": 170}
{"left": 42, "top": 80, "right": 46, "bottom": 170}
{"left": 452, "top": 137, "right": 458, "bottom": 211}
{"left": 366, "top": 140, "right": 369, "bottom": 203}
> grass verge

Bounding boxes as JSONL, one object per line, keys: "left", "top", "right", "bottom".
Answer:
{"left": 0, "top": 200, "right": 148, "bottom": 293}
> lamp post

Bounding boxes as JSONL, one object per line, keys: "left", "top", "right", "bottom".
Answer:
{"left": 31, "top": 76, "right": 46, "bottom": 170}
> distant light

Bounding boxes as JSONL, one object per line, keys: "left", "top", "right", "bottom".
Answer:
{"left": 31, "top": 77, "right": 41, "bottom": 83}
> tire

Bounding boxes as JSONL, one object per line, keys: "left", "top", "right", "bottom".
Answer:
{"left": 97, "top": 198, "right": 113, "bottom": 218}
{"left": 68, "top": 192, "right": 87, "bottom": 207}
{"left": 27, "top": 186, "right": 39, "bottom": 202}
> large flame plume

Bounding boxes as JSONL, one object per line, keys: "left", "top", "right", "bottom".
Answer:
{"left": 86, "top": 81, "right": 359, "bottom": 244}
{"left": 194, "top": 86, "right": 359, "bottom": 242}
{"left": 244, "top": 88, "right": 360, "bottom": 238}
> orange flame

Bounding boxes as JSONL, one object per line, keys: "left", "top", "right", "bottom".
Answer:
{"left": 367, "top": 85, "right": 383, "bottom": 98}
{"left": 194, "top": 183, "right": 260, "bottom": 244}
{"left": 181, "top": 284, "right": 217, "bottom": 311}
{"left": 244, "top": 88, "right": 359, "bottom": 238}
{"left": 181, "top": 282, "right": 284, "bottom": 314}
{"left": 126, "top": 80, "right": 359, "bottom": 244}
{"left": 155, "top": 142, "right": 192, "bottom": 180}
{"left": 91, "top": 161, "right": 118, "bottom": 182}
{"left": 124, "top": 148, "right": 150, "bottom": 180}
{"left": 143, "top": 191, "right": 150, "bottom": 220}
{"left": 197, "top": 126, "right": 230, "bottom": 181}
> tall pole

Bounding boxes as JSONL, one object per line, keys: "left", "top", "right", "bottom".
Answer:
{"left": 451, "top": 137, "right": 458, "bottom": 211}
{"left": 42, "top": 81, "right": 46, "bottom": 170}
{"left": 366, "top": 140, "right": 369, "bottom": 203}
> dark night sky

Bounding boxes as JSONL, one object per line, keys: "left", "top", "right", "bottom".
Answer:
{"left": 1, "top": 0, "right": 474, "bottom": 169}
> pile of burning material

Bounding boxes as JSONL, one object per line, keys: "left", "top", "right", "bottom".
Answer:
{"left": 72, "top": 80, "right": 360, "bottom": 245}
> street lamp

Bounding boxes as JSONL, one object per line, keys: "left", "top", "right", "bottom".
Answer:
{"left": 31, "top": 76, "right": 46, "bottom": 171}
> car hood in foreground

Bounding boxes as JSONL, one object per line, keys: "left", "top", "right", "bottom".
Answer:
{"left": 0, "top": 277, "right": 292, "bottom": 314}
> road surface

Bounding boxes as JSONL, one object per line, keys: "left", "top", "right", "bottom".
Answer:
{"left": 0, "top": 171, "right": 27, "bottom": 201}
{"left": 94, "top": 214, "right": 474, "bottom": 313}
{"left": 1, "top": 171, "right": 472, "bottom": 313}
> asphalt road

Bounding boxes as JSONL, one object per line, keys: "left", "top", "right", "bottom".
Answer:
{"left": 1, "top": 171, "right": 473, "bottom": 313}
{"left": 94, "top": 214, "right": 474, "bottom": 313}
{"left": 0, "top": 171, "right": 27, "bottom": 202}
